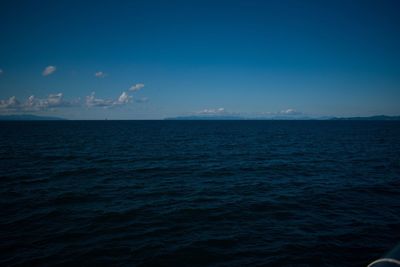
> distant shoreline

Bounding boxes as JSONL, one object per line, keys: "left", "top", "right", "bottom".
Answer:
{"left": 1, "top": 114, "right": 400, "bottom": 121}
{"left": 165, "top": 115, "right": 400, "bottom": 121}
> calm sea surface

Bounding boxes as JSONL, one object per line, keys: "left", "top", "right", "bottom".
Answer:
{"left": 1, "top": 121, "right": 400, "bottom": 266}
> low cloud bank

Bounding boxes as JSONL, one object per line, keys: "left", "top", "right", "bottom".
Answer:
{"left": 182, "top": 107, "right": 304, "bottom": 118}
{"left": 0, "top": 83, "right": 148, "bottom": 113}
{"left": 0, "top": 93, "right": 77, "bottom": 112}
{"left": 197, "top": 107, "right": 227, "bottom": 115}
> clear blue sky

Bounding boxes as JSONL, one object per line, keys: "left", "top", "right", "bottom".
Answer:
{"left": 0, "top": 0, "right": 399, "bottom": 119}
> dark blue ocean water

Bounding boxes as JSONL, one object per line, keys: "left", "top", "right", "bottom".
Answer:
{"left": 1, "top": 121, "right": 400, "bottom": 267}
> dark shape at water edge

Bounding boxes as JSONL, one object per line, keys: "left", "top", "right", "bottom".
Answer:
{"left": 0, "top": 114, "right": 66, "bottom": 120}
{"left": 0, "top": 120, "right": 400, "bottom": 266}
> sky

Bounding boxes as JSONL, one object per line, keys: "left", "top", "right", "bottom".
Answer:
{"left": 0, "top": 0, "right": 399, "bottom": 119}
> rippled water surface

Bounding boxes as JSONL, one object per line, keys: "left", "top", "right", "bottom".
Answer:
{"left": 1, "top": 121, "right": 400, "bottom": 266}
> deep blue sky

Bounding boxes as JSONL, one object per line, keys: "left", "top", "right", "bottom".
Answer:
{"left": 0, "top": 0, "right": 399, "bottom": 119}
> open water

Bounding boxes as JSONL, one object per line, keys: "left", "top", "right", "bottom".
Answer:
{"left": 1, "top": 121, "right": 400, "bottom": 266}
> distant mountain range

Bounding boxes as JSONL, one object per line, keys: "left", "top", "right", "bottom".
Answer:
{"left": 330, "top": 115, "right": 400, "bottom": 121}
{"left": 165, "top": 115, "right": 400, "bottom": 121}
{"left": 0, "top": 114, "right": 66, "bottom": 121}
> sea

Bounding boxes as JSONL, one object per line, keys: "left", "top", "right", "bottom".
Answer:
{"left": 1, "top": 121, "right": 400, "bottom": 266}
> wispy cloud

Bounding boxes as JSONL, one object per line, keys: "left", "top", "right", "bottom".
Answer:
{"left": 85, "top": 92, "right": 115, "bottom": 108}
{"left": 94, "top": 71, "right": 107, "bottom": 78}
{"left": 221, "top": 109, "right": 306, "bottom": 120}
{"left": 0, "top": 69, "right": 3, "bottom": 75}
{"left": 42, "top": 66, "right": 56, "bottom": 76}
{"left": 278, "top": 109, "right": 302, "bottom": 115}
{"left": 254, "top": 109, "right": 303, "bottom": 116}
{"left": 85, "top": 91, "right": 132, "bottom": 108}
{"left": 129, "top": 83, "right": 144, "bottom": 92}
{"left": 197, "top": 107, "right": 227, "bottom": 115}
{"left": 85, "top": 83, "right": 146, "bottom": 108}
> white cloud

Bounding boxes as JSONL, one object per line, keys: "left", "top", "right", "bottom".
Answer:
{"left": 247, "top": 109, "right": 304, "bottom": 118}
{"left": 129, "top": 83, "right": 144, "bottom": 92}
{"left": 278, "top": 109, "right": 302, "bottom": 115}
{"left": 187, "top": 108, "right": 304, "bottom": 118}
{"left": 0, "top": 93, "right": 77, "bottom": 112}
{"left": 85, "top": 92, "right": 115, "bottom": 108}
{"left": 256, "top": 109, "right": 303, "bottom": 116}
{"left": 94, "top": 71, "right": 107, "bottom": 78}
{"left": 0, "top": 80, "right": 149, "bottom": 113}
{"left": 42, "top": 66, "right": 56, "bottom": 76}
{"left": 85, "top": 91, "right": 132, "bottom": 108}
{"left": 0, "top": 96, "right": 20, "bottom": 110}
{"left": 84, "top": 83, "right": 146, "bottom": 108}
{"left": 117, "top": 91, "right": 131, "bottom": 104}
{"left": 47, "top": 93, "right": 63, "bottom": 106}
{"left": 197, "top": 107, "right": 226, "bottom": 115}
{"left": 27, "top": 93, "right": 76, "bottom": 110}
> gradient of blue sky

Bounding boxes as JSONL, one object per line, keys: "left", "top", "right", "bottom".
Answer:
{"left": 0, "top": 0, "right": 399, "bottom": 119}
